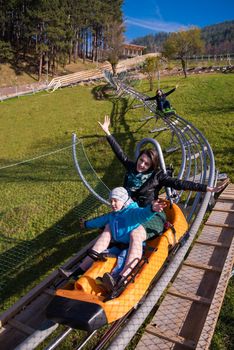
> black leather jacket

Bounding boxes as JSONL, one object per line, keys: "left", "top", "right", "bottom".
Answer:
{"left": 106, "top": 135, "right": 207, "bottom": 207}
{"left": 145, "top": 88, "right": 176, "bottom": 104}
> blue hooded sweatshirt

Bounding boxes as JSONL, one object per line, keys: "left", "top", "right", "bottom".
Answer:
{"left": 85, "top": 201, "right": 156, "bottom": 245}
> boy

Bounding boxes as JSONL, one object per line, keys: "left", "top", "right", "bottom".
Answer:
{"left": 61, "top": 187, "right": 166, "bottom": 292}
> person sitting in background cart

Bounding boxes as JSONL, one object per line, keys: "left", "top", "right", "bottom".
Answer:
{"left": 144, "top": 85, "right": 178, "bottom": 113}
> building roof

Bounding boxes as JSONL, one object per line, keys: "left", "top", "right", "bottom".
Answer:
{"left": 123, "top": 43, "right": 146, "bottom": 50}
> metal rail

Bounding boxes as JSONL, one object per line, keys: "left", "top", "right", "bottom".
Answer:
{"left": 136, "top": 184, "right": 234, "bottom": 350}
{"left": 107, "top": 74, "right": 215, "bottom": 210}
{"left": 40, "top": 73, "right": 216, "bottom": 350}
{"left": 0, "top": 72, "right": 216, "bottom": 350}
{"left": 102, "top": 73, "right": 216, "bottom": 350}
{"left": 72, "top": 133, "right": 110, "bottom": 206}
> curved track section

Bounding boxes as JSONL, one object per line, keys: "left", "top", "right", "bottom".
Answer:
{"left": 101, "top": 73, "right": 216, "bottom": 349}
{"left": 0, "top": 73, "right": 217, "bottom": 350}
{"left": 48, "top": 72, "right": 216, "bottom": 350}
{"left": 106, "top": 72, "right": 216, "bottom": 217}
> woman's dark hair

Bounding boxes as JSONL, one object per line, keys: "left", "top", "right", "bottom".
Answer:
{"left": 137, "top": 149, "right": 159, "bottom": 171}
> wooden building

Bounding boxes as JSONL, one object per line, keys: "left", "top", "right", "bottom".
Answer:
{"left": 122, "top": 44, "right": 146, "bottom": 58}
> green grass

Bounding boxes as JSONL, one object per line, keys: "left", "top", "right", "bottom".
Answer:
{"left": 0, "top": 73, "right": 233, "bottom": 348}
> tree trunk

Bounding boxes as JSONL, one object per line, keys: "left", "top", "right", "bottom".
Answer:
{"left": 38, "top": 53, "right": 43, "bottom": 81}
{"left": 112, "top": 63, "right": 117, "bottom": 76}
{"left": 95, "top": 28, "right": 99, "bottom": 62}
{"left": 85, "top": 31, "right": 89, "bottom": 59}
{"left": 51, "top": 47, "right": 56, "bottom": 77}
{"left": 78, "top": 30, "right": 82, "bottom": 59}
{"left": 69, "top": 39, "right": 72, "bottom": 64}
{"left": 74, "top": 30, "right": 79, "bottom": 62}
{"left": 181, "top": 57, "right": 187, "bottom": 78}
{"left": 149, "top": 76, "right": 153, "bottom": 91}
{"left": 80, "top": 29, "right": 86, "bottom": 63}
{"left": 157, "top": 69, "right": 160, "bottom": 88}
{"left": 92, "top": 31, "right": 96, "bottom": 62}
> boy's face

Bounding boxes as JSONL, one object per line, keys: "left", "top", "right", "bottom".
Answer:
{"left": 110, "top": 198, "right": 124, "bottom": 211}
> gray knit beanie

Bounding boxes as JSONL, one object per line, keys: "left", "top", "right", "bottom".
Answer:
{"left": 109, "top": 187, "right": 133, "bottom": 208}
{"left": 109, "top": 187, "right": 129, "bottom": 202}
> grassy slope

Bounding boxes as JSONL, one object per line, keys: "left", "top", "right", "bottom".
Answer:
{"left": 1, "top": 74, "right": 233, "bottom": 178}
{"left": 0, "top": 73, "right": 233, "bottom": 348}
{"left": 0, "top": 59, "right": 97, "bottom": 87}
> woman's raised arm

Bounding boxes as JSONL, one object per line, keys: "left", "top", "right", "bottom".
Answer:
{"left": 98, "top": 115, "right": 111, "bottom": 136}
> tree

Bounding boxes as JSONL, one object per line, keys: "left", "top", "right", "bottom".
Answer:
{"left": 0, "top": 41, "right": 13, "bottom": 64}
{"left": 0, "top": 0, "right": 124, "bottom": 80}
{"left": 141, "top": 56, "right": 161, "bottom": 91}
{"left": 201, "top": 20, "right": 234, "bottom": 54}
{"left": 163, "top": 27, "right": 204, "bottom": 77}
{"left": 104, "top": 21, "right": 124, "bottom": 76}
{"left": 132, "top": 32, "right": 169, "bottom": 53}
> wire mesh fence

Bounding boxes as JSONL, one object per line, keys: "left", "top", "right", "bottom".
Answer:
{"left": 0, "top": 143, "right": 109, "bottom": 312}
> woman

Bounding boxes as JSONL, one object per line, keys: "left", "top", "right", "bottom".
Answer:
{"left": 144, "top": 85, "right": 178, "bottom": 112}
{"left": 98, "top": 115, "right": 228, "bottom": 277}
{"left": 62, "top": 116, "right": 227, "bottom": 291}
{"left": 98, "top": 115, "right": 228, "bottom": 206}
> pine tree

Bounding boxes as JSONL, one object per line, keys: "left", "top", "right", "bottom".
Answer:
{"left": 0, "top": 0, "right": 124, "bottom": 80}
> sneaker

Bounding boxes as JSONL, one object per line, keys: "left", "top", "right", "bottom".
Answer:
{"left": 102, "top": 273, "right": 117, "bottom": 292}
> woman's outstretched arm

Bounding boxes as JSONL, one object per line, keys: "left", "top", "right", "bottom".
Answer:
{"left": 206, "top": 178, "right": 230, "bottom": 193}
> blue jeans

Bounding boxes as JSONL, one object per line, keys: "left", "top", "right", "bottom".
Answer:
{"left": 105, "top": 246, "right": 128, "bottom": 278}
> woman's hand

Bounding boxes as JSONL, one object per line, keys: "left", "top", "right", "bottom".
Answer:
{"left": 98, "top": 115, "right": 111, "bottom": 135}
{"left": 151, "top": 199, "right": 167, "bottom": 212}
{"left": 207, "top": 178, "right": 229, "bottom": 193}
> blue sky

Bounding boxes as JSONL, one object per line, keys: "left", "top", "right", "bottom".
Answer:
{"left": 123, "top": 0, "right": 234, "bottom": 41}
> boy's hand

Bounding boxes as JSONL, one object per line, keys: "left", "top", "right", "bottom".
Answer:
{"left": 152, "top": 199, "right": 167, "bottom": 212}
{"left": 79, "top": 218, "right": 86, "bottom": 229}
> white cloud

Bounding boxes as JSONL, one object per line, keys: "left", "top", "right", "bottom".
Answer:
{"left": 154, "top": 5, "right": 163, "bottom": 20}
{"left": 125, "top": 16, "right": 191, "bottom": 33}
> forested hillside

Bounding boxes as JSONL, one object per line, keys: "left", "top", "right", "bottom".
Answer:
{"left": 0, "top": 0, "right": 123, "bottom": 79}
{"left": 131, "top": 20, "right": 234, "bottom": 54}
{"left": 202, "top": 20, "right": 234, "bottom": 54}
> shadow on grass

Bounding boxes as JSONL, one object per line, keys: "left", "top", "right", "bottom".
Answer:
{"left": 91, "top": 84, "right": 114, "bottom": 100}
{"left": 1, "top": 85, "right": 162, "bottom": 312}
{"left": 9, "top": 55, "right": 38, "bottom": 81}
{"left": 0, "top": 89, "right": 138, "bottom": 311}
{"left": 0, "top": 158, "right": 79, "bottom": 183}
{"left": 0, "top": 182, "right": 109, "bottom": 311}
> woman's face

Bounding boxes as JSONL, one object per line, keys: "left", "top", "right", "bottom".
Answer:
{"left": 157, "top": 90, "right": 162, "bottom": 96}
{"left": 136, "top": 153, "right": 152, "bottom": 173}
